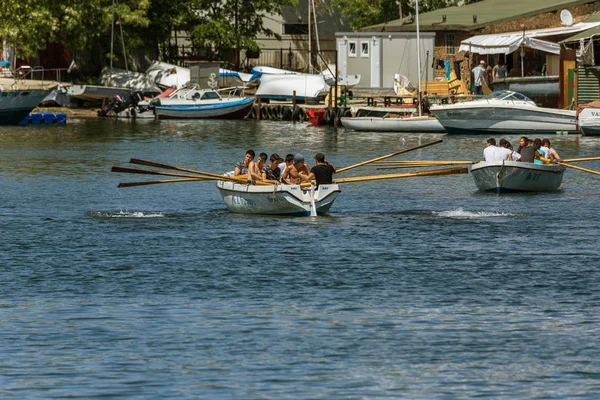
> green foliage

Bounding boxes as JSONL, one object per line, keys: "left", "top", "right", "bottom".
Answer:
{"left": 328, "top": 0, "right": 413, "bottom": 31}
{"left": 186, "top": 0, "right": 297, "bottom": 60}
{"left": 330, "top": 0, "right": 465, "bottom": 31}
{"left": 0, "top": 0, "right": 150, "bottom": 59}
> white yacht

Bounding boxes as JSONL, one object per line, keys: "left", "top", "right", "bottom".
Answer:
{"left": 430, "top": 90, "right": 578, "bottom": 135}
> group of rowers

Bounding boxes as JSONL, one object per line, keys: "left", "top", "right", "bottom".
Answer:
{"left": 484, "top": 136, "right": 561, "bottom": 164}
{"left": 233, "top": 150, "right": 336, "bottom": 186}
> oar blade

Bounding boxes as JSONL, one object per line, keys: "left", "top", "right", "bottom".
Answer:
{"left": 117, "top": 178, "right": 208, "bottom": 188}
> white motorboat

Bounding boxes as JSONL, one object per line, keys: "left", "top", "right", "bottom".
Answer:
{"left": 219, "top": 68, "right": 253, "bottom": 83}
{"left": 576, "top": 100, "right": 600, "bottom": 136}
{"left": 216, "top": 180, "right": 340, "bottom": 216}
{"left": 98, "top": 67, "right": 162, "bottom": 94}
{"left": 321, "top": 65, "right": 361, "bottom": 88}
{"left": 341, "top": 115, "right": 445, "bottom": 133}
{"left": 0, "top": 77, "right": 58, "bottom": 124}
{"left": 470, "top": 160, "right": 565, "bottom": 193}
{"left": 149, "top": 87, "right": 254, "bottom": 119}
{"left": 430, "top": 90, "right": 578, "bottom": 135}
{"left": 255, "top": 74, "right": 330, "bottom": 102}
{"left": 146, "top": 61, "right": 190, "bottom": 89}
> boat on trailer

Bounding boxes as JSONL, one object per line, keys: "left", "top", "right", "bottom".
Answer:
{"left": 216, "top": 181, "right": 341, "bottom": 216}
{"left": 470, "top": 160, "right": 565, "bottom": 193}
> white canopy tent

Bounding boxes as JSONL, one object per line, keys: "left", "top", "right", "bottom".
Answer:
{"left": 459, "top": 22, "right": 600, "bottom": 55}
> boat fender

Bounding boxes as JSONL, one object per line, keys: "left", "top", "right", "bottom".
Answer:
{"left": 282, "top": 106, "right": 293, "bottom": 120}
{"left": 298, "top": 107, "right": 306, "bottom": 122}
{"left": 260, "top": 106, "right": 269, "bottom": 120}
{"left": 291, "top": 105, "right": 301, "bottom": 121}
{"left": 324, "top": 107, "right": 334, "bottom": 125}
{"left": 275, "top": 105, "right": 283, "bottom": 120}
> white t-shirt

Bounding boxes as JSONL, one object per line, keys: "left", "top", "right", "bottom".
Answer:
{"left": 278, "top": 162, "right": 286, "bottom": 176}
{"left": 540, "top": 146, "right": 550, "bottom": 158}
{"left": 512, "top": 151, "right": 521, "bottom": 161}
{"left": 483, "top": 145, "right": 497, "bottom": 161}
{"left": 493, "top": 147, "right": 512, "bottom": 161}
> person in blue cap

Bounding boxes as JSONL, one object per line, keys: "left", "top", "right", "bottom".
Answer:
{"left": 281, "top": 153, "right": 311, "bottom": 184}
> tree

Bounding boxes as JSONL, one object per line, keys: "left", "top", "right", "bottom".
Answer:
{"left": 0, "top": 0, "right": 151, "bottom": 60}
{"left": 330, "top": 0, "right": 464, "bottom": 31}
{"left": 185, "top": 0, "right": 297, "bottom": 67}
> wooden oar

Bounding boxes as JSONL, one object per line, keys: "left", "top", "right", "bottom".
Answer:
{"left": 558, "top": 162, "right": 600, "bottom": 176}
{"left": 373, "top": 160, "right": 474, "bottom": 165}
{"left": 327, "top": 167, "right": 468, "bottom": 184}
{"left": 561, "top": 157, "right": 600, "bottom": 163}
{"left": 129, "top": 158, "right": 244, "bottom": 181}
{"left": 112, "top": 166, "right": 216, "bottom": 180}
{"left": 118, "top": 178, "right": 210, "bottom": 188}
{"left": 335, "top": 139, "right": 443, "bottom": 174}
{"left": 376, "top": 164, "right": 458, "bottom": 170}
{"left": 128, "top": 158, "right": 274, "bottom": 186}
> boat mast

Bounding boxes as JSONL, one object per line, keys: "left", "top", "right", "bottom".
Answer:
{"left": 308, "top": 0, "right": 312, "bottom": 72}
{"left": 110, "top": 0, "right": 115, "bottom": 71}
{"left": 416, "top": 0, "right": 422, "bottom": 116}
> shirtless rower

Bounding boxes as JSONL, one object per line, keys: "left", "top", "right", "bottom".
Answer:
{"left": 281, "top": 153, "right": 311, "bottom": 184}
{"left": 248, "top": 152, "right": 269, "bottom": 183}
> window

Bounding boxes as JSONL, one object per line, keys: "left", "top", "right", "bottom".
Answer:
{"left": 348, "top": 41, "right": 357, "bottom": 57}
{"left": 445, "top": 33, "right": 456, "bottom": 56}
{"left": 283, "top": 24, "right": 308, "bottom": 35}
{"left": 360, "top": 41, "right": 369, "bottom": 58}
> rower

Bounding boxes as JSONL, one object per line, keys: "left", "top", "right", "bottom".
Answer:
{"left": 306, "top": 152, "right": 335, "bottom": 187}
{"left": 234, "top": 149, "right": 255, "bottom": 176}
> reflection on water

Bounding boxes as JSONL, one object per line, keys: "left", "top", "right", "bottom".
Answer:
{"left": 1, "top": 119, "right": 600, "bottom": 398}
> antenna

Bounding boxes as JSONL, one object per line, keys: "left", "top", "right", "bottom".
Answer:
{"left": 560, "top": 9, "right": 573, "bottom": 26}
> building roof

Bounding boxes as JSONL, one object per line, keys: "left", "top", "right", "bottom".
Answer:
{"left": 461, "top": 22, "right": 600, "bottom": 54}
{"left": 362, "top": 0, "right": 598, "bottom": 32}
{"left": 560, "top": 11, "right": 600, "bottom": 42}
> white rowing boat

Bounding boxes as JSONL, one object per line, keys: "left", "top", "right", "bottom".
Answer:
{"left": 341, "top": 115, "right": 445, "bottom": 133}
{"left": 470, "top": 160, "right": 565, "bottom": 193}
{"left": 216, "top": 181, "right": 341, "bottom": 216}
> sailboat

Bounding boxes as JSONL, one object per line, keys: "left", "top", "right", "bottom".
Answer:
{"left": 340, "top": 0, "right": 445, "bottom": 133}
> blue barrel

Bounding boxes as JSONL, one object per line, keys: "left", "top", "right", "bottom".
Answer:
{"left": 30, "top": 113, "right": 43, "bottom": 124}
{"left": 42, "top": 112, "right": 55, "bottom": 124}
{"left": 55, "top": 113, "right": 67, "bottom": 124}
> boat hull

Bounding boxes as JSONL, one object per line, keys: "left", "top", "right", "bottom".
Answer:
{"left": 470, "top": 161, "right": 565, "bottom": 193}
{"left": 341, "top": 116, "right": 445, "bottom": 132}
{"left": 155, "top": 98, "right": 254, "bottom": 119}
{"left": 255, "top": 74, "right": 330, "bottom": 102}
{"left": 0, "top": 89, "right": 53, "bottom": 125}
{"left": 216, "top": 181, "right": 341, "bottom": 216}
{"left": 577, "top": 107, "right": 600, "bottom": 136}
{"left": 431, "top": 105, "right": 578, "bottom": 135}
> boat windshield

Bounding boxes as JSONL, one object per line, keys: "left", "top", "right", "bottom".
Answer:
{"left": 483, "top": 90, "right": 532, "bottom": 102}
{"left": 200, "top": 91, "right": 221, "bottom": 100}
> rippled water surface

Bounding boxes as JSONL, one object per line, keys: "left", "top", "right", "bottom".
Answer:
{"left": 1, "top": 119, "right": 600, "bottom": 398}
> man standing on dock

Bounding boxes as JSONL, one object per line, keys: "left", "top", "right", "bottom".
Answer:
{"left": 472, "top": 60, "right": 487, "bottom": 96}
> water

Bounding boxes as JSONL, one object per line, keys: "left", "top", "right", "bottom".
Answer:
{"left": 1, "top": 119, "right": 600, "bottom": 398}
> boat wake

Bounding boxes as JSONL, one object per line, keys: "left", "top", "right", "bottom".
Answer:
{"left": 434, "top": 208, "right": 515, "bottom": 219}
{"left": 86, "top": 211, "right": 165, "bottom": 218}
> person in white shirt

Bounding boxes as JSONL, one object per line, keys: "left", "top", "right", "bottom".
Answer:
{"left": 483, "top": 138, "right": 498, "bottom": 161}
{"left": 494, "top": 138, "right": 513, "bottom": 161}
